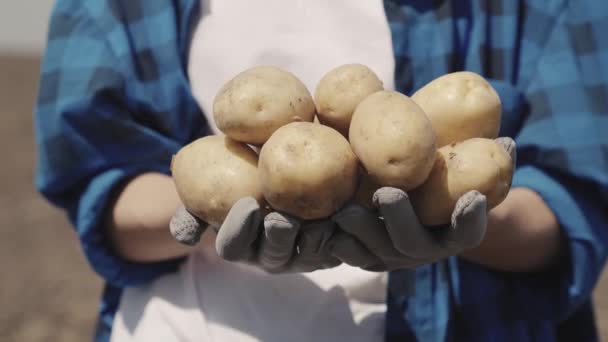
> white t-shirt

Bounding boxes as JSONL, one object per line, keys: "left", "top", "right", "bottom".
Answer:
{"left": 111, "top": 1, "right": 396, "bottom": 341}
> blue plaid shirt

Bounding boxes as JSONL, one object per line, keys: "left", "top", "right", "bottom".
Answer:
{"left": 35, "top": 1, "right": 608, "bottom": 341}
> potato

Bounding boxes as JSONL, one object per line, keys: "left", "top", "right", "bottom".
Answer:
{"left": 258, "top": 122, "right": 358, "bottom": 219}
{"left": 213, "top": 66, "right": 316, "bottom": 145}
{"left": 314, "top": 64, "right": 384, "bottom": 136}
{"left": 349, "top": 90, "right": 437, "bottom": 191}
{"left": 410, "top": 138, "right": 514, "bottom": 226}
{"left": 412, "top": 71, "right": 501, "bottom": 147}
{"left": 171, "top": 136, "right": 263, "bottom": 227}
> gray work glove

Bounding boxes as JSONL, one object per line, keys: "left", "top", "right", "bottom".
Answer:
{"left": 170, "top": 189, "right": 485, "bottom": 273}
{"left": 170, "top": 199, "right": 341, "bottom": 273}
{"left": 327, "top": 187, "right": 486, "bottom": 271}
{"left": 326, "top": 136, "right": 517, "bottom": 271}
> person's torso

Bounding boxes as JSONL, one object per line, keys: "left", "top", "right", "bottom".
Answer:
{"left": 109, "top": 1, "right": 591, "bottom": 341}
{"left": 113, "top": 1, "right": 395, "bottom": 341}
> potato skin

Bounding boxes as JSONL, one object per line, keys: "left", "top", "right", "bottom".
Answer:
{"left": 410, "top": 138, "right": 514, "bottom": 226}
{"left": 314, "top": 64, "right": 384, "bottom": 136}
{"left": 213, "top": 66, "right": 315, "bottom": 145}
{"left": 349, "top": 90, "right": 437, "bottom": 191}
{"left": 412, "top": 71, "right": 501, "bottom": 147}
{"left": 258, "top": 122, "right": 358, "bottom": 219}
{"left": 171, "top": 136, "right": 263, "bottom": 227}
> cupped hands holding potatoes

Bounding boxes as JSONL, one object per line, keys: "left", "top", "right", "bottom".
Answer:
{"left": 169, "top": 64, "right": 516, "bottom": 273}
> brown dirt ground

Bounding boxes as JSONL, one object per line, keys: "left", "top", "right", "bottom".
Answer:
{"left": 0, "top": 55, "right": 606, "bottom": 341}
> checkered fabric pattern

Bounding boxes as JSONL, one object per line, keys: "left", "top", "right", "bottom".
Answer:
{"left": 34, "top": 1, "right": 206, "bottom": 340}
{"left": 34, "top": 1, "right": 607, "bottom": 341}
{"left": 385, "top": 1, "right": 608, "bottom": 341}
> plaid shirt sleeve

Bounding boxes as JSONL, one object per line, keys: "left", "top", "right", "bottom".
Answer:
{"left": 506, "top": 0, "right": 608, "bottom": 321}
{"left": 34, "top": 0, "right": 206, "bottom": 287}
{"left": 385, "top": 1, "right": 608, "bottom": 337}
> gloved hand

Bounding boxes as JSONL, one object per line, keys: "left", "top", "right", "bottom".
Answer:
{"left": 325, "top": 136, "right": 517, "bottom": 271}
{"left": 170, "top": 188, "right": 485, "bottom": 273}
{"left": 170, "top": 198, "right": 341, "bottom": 273}
{"left": 327, "top": 187, "right": 486, "bottom": 271}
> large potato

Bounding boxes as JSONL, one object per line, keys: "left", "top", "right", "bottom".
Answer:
{"left": 412, "top": 71, "right": 501, "bottom": 147}
{"left": 314, "top": 64, "right": 384, "bottom": 136}
{"left": 349, "top": 91, "right": 437, "bottom": 191}
{"left": 410, "top": 138, "right": 513, "bottom": 226}
{"left": 213, "top": 66, "right": 315, "bottom": 145}
{"left": 258, "top": 122, "right": 358, "bottom": 219}
{"left": 171, "top": 136, "right": 263, "bottom": 227}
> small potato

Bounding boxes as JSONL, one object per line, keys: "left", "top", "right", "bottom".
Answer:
{"left": 258, "top": 122, "right": 358, "bottom": 219}
{"left": 171, "top": 136, "right": 263, "bottom": 227}
{"left": 410, "top": 138, "right": 514, "bottom": 226}
{"left": 412, "top": 71, "right": 501, "bottom": 147}
{"left": 213, "top": 66, "right": 315, "bottom": 145}
{"left": 349, "top": 90, "right": 437, "bottom": 191}
{"left": 314, "top": 64, "right": 384, "bottom": 136}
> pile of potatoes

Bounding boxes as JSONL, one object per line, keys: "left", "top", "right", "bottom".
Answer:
{"left": 171, "top": 64, "right": 514, "bottom": 228}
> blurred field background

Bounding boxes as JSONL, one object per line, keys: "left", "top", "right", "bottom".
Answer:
{"left": 1, "top": 3, "right": 607, "bottom": 341}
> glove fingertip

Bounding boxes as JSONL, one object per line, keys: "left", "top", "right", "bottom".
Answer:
{"left": 372, "top": 187, "right": 408, "bottom": 208}
{"left": 452, "top": 191, "right": 486, "bottom": 219}
{"left": 264, "top": 211, "right": 301, "bottom": 231}
{"left": 233, "top": 196, "right": 262, "bottom": 213}
{"left": 495, "top": 137, "right": 517, "bottom": 162}
{"left": 448, "top": 191, "right": 487, "bottom": 249}
{"left": 170, "top": 206, "right": 205, "bottom": 246}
